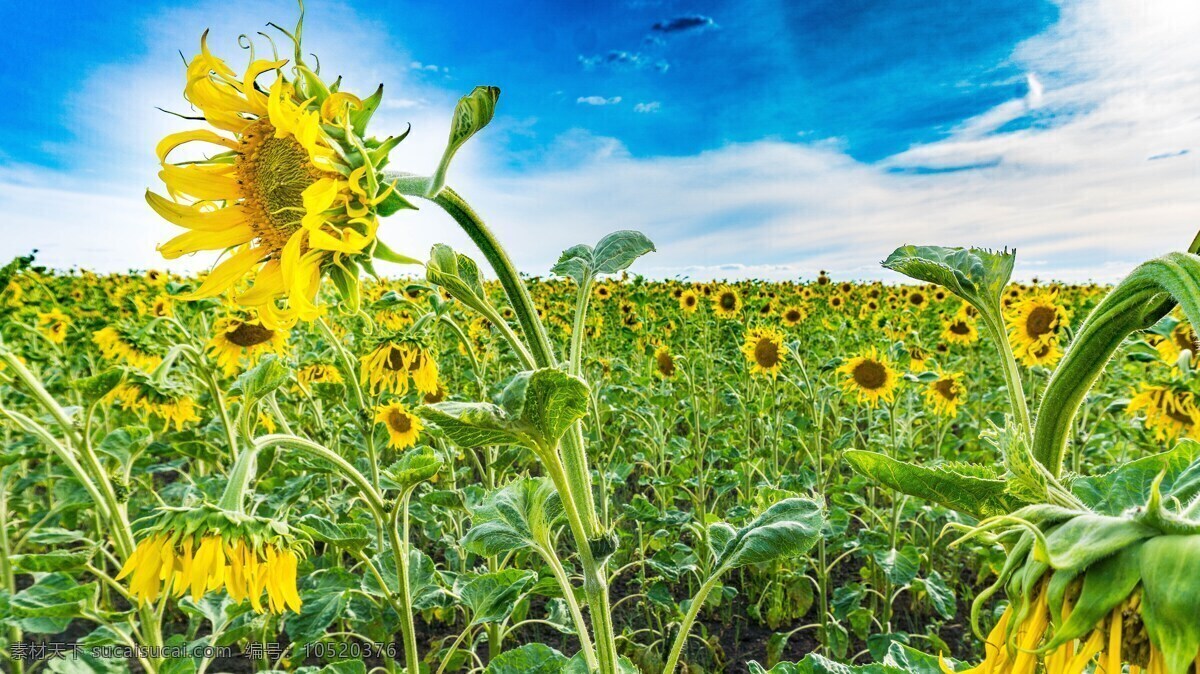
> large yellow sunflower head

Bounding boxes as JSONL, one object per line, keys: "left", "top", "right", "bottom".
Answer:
{"left": 1006, "top": 290, "right": 1070, "bottom": 367}
{"left": 148, "top": 15, "right": 413, "bottom": 331}
{"left": 741, "top": 326, "right": 786, "bottom": 377}
{"left": 119, "top": 504, "right": 307, "bottom": 614}
{"left": 838, "top": 346, "right": 898, "bottom": 407}
{"left": 375, "top": 401, "right": 424, "bottom": 449}
{"left": 206, "top": 313, "right": 290, "bottom": 376}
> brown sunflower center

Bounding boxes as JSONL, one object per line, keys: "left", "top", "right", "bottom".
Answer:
{"left": 236, "top": 120, "right": 321, "bottom": 253}
{"left": 909, "top": 293, "right": 925, "bottom": 306}
{"left": 852, "top": 360, "right": 887, "bottom": 390}
{"left": 720, "top": 292, "right": 737, "bottom": 310}
{"left": 933, "top": 378, "right": 958, "bottom": 401}
{"left": 387, "top": 409, "right": 413, "bottom": 433}
{"left": 949, "top": 320, "right": 971, "bottom": 335}
{"left": 225, "top": 322, "right": 275, "bottom": 347}
{"left": 754, "top": 338, "right": 781, "bottom": 368}
{"left": 1025, "top": 305, "right": 1057, "bottom": 339}
{"left": 1174, "top": 326, "right": 1198, "bottom": 352}
{"left": 785, "top": 309, "right": 801, "bottom": 322}
{"left": 424, "top": 386, "right": 446, "bottom": 404}
{"left": 385, "top": 346, "right": 407, "bottom": 371}
{"left": 685, "top": 295, "right": 697, "bottom": 307}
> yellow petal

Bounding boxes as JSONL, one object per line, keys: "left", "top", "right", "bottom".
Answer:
{"left": 158, "top": 222, "right": 256, "bottom": 259}
{"left": 179, "top": 246, "right": 265, "bottom": 300}
{"left": 156, "top": 130, "right": 239, "bottom": 163}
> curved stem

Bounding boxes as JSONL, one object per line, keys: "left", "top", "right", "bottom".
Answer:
{"left": 662, "top": 572, "right": 722, "bottom": 674}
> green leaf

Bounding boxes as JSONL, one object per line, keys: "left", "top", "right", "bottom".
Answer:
{"left": 295, "top": 514, "right": 372, "bottom": 548}
{"left": 844, "top": 450, "right": 1025, "bottom": 519}
{"left": 873, "top": 546, "right": 920, "bottom": 586}
{"left": 10, "top": 573, "right": 96, "bottom": 626}
{"left": 462, "top": 477, "right": 562, "bottom": 556}
{"left": 485, "top": 643, "right": 567, "bottom": 674}
{"left": 459, "top": 568, "right": 536, "bottom": 625}
{"left": 420, "top": 368, "right": 590, "bottom": 451}
{"left": 72, "top": 369, "right": 124, "bottom": 400}
{"left": 380, "top": 446, "right": 443, "bottom": 492}
{"left": 882, "top": 245, "right": 1014, "bottom": 313}
{"left": 96, "top": 425, "right": 151, "bottom": 465}
{"left": 712, "top": 497, "right": 824, "bottom": 570}
{"left": 426, "top": 244, "right": 488, "bottom": 310}
{"left": 1037, "top": 514, "right": 1156, "bottom": 572}
{"left": 1042, "top": 544, "right": 1142, "bottom": 650}
{"left": 1139, "top": 535, "right": 1200, "bottom": 674}
{"left": 916, "top": 571, "right": 957, "bottom": 620}
{"left": 429, "top": 86, "right": 500, "bottom": 197}
{"left": 372, "top": 236, "right": 421, "bottom": 264}
{"left": 550, "top": 231, "right": 655, "bottom": 284}
{"left": 1072, "top": 441, "right": 1200, "bottom": 514}
{"left": 11, "top": 549, "right": 94, "bottom": 573}
{"left": 227, "top": 355, "right": 290, "bottom": 406}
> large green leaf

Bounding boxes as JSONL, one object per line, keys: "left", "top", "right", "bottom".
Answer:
{"left": 711, "top": 497, "right": 824, "bottom": 570}
{"left": 420, "top": 368, "right": 589, "bottom": 452}
{"left": 426, "top": 244, "right": 489, "bottom": 310}
{"left": 844, "top": 450, "right": 1024, "bottom": 518}
{"left": 228, "top": 355, "right": 290, "bottom": 406}
{"left": 1139, "top": 535, "right": 1200, "bottom": 674}
{"left": 484, "top": 643, "right": 567, "bottom": 674}
{"left": 882, "top": 245, "right": 1014, "bottom": 311}
{"left": 295, "top": 514, "right": 372, "bottom": 549}
{"left": 458, "top": 568, "right": 536, "bottom": 625}
{"left": 551, "top": 230, "right": 656, "bottom": 284}
{"left": 1072, "top": 441, "right": 1200, "bottom": 515}
{"left": 380, "top": 446, "right": 443, "bottom": 492}
{"left": 461, "top": 477, "right": 562, "bottom": 556}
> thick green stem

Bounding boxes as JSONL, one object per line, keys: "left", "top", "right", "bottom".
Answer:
{"left": 979, "top": 310, "right": 1032, "bottom": 441}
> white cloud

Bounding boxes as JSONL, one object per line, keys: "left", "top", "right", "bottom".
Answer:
{"left": 576, "top": 96, "right": 622, "bottom": 106}
{"left": 3, "top": 0, "right": 1199, "bottom": 287}
{"left": 634, "top": 101, "right": 661, "bottom": 113}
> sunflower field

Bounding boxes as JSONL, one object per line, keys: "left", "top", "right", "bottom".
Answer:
{"left": 4, "top": 9, "right": 1200, "bottom": 674}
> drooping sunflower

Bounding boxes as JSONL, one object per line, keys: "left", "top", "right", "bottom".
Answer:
{"left": 741, "top": 326, "right": 785, "bottom": 377}
{"left": 206, "top": 314, "right": 289, "bottom": 376}
{"left": 908, "top": 346, "right": 928, "bottom": 373}
{"left": 107, "top": 373, "right": 201, "bottom": 431}
{"left": 942, "top": 311, "right": 980, "bottom": 346}
{"left": 1006, "top": 290, "right": 1070, "bottom": 367}
{"left": 36, "top": 309, "right": 71, "bottom": 344}
{"left": 712, "top": 286, "right": 742, "bottom": 319}
{"left": 119, "top": 505, "right": 305, "bottom": 614}
{"left": 653, "top": 344, "right": 677, "bottom": 378}
{"left": 147, "top": 21, "right": 408, "bottom": 330}
{"left": 781, "top": 305, "right": 806, "bottom": 327}
{"left": 838, "top": 347, "right": 898, "bottom": 407}
{"left": 923, "top": 371, "right": 965, "bottom": 418}
{"left": 360, "top": 338, "right": 439, "bottom": 396}
{"left": 1154, "top": 320, "right": 1199, "bottom": 368}
{"left": 679, "top": 289, "right": 700, "bottom": 314}
{"left": 93, "top": 325, "right": 163, "bottom": 371}
{"left": 296, "top": 362, "right": 344, "bottom": 393}
{"left": 1127, "top": 383, "right": 1200, "bottom": 442}
{"left": 375, "top": 402, "right": 424, "bottom": 449}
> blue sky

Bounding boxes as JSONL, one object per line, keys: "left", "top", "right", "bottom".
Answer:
{"left": 1, "top": 0, "right": 1197, "bottom": 281}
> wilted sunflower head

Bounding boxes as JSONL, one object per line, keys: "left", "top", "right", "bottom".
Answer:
{"left": 838, "top": 347, "right": 897, "bottom": 407}
{"left": 360, "top": 337, "right": 439, "bottom": 396}
{"left": 207, "top": 314, "right": 289, "bottom": 376}
{"left": 1154, "top": 320, "right": 1199, "bottom": 367}
{"left": 741, "top": 326, "right": 785, "bottom": 377}
{"left": 120, "top": 504, "right": 307, "bottom": 614}
{"left": 375, "top": 401, "right": 424, "bottom": 449}
{"left": 653, "top": 344, "right": 676, "bottom": 378}
{"left": 93, "top": 324, "right": 163, "bottom": 371}
{"left": 295, "top": 362, "right": 344, "bottom": 393}
{"left": 148, "top": 12, "right": 412, "bottom": 330}
{"left": 107, "top": 371, "right": 200, "bottom": 431}
{"left": 1128, "top": 383, "right": 1200, "bottom": 442}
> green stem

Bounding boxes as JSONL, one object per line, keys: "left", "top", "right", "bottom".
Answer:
{"left": 662, "top": 572, "right": 722, "bottom": 674}
{"left": 979, "top": 310, "right": 1032, "bottom": 441}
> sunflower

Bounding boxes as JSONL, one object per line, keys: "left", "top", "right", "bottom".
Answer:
{"left": 93, "top": 325, "right": 163, "bottom": 371}
{"left": 1154, "top": 320, "right": 1198, "bottom": 367}
{"left": 360, "top": 339, "right": 439, "bottom": 396}
{"left": 679, "top": 289, "right": 700, "bottom": 314}
{"left": 206, "top": 315, "right": 289, "bottom": 376}
{"left": 908, "top": 346, "right": 928, "bottom": 373}
{"left": 3, "top": 279, "right": 22, "bottom": 307}
{"left": 1007, "top": 291, "right": 1070, "bottom": 367}
{"left": 375, "top": 308, "right": 414, "bottom": 331}
{"left": 375, "top": 402, "right": 424, "bottom": 449}
{"left": 296, "top": 363, "right": 344, "bottom": 393}
{"left": 108, "top": 375, "right": 201, "bottom": 431}
{"left": 147, "top": 24, "right": 406, "bottom": 330}
{"left": 712, "top": 286, "right": 742, "bottom": 318}
{"left": 781, "top": 305, "right": 806, "bottom": 327}
{"left": 653, "top": 344, "right": 677, "bottom": 378}
{"left": 593, "top": 284, "right": 613, "bottom": 301}
{"left": 36, "top": 309, "right": 71, "bottom": 344}
{"left": 1127, "top": 383, "right": 1200, "bottom": 442}
{"left": 149, "top": 295, "right": 174, "bottom": 318}
{"left": 119, "top": 506, "right": 304, "bottom": 614}
{"left": 828, "top": 295, "right": 845, "bottom": 311}
{"left": 741, "top": 326, "right": 785, "bottom": 377}
{"left": 942, "top": 312, "right": 980, "bottom": 346}
{"left": 923, "top": 371, "right": 965, "bottom": 418}
{"left": 838, "top": 347, "right": 898, "bottom": 407}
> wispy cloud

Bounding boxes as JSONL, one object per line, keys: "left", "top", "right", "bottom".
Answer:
{"left": 578, "top": 51, "right": 669, "bottom": 73}
{"left": 576, "top": 95, "right": 622, "bottom": 106}
{"left": 634, "top": 102, "right": 661, "bottom": 113}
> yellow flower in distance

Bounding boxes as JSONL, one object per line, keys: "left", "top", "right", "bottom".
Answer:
{"left": 1006, "top": 290, "right": 1070, "bottom": 367}
{"left": 741, "top": 326, "right": 785, "bottom": 377}
{"left": 1128, "top": 383, "right": 1200, "bottom": 442}
{"left": 711, "top": 286, "right": 742, "bottom": 318}
{"left": 360, "top": 339, "right": 440, "bottom": 396}
{"left": 206, "top": 315, "right": 289, "bottom": 376}
{"left": 923, "top": 371, "right": 965, "bottom": 418}
{"left": 36, "top": 308, "right": 71, "bottom": 344}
